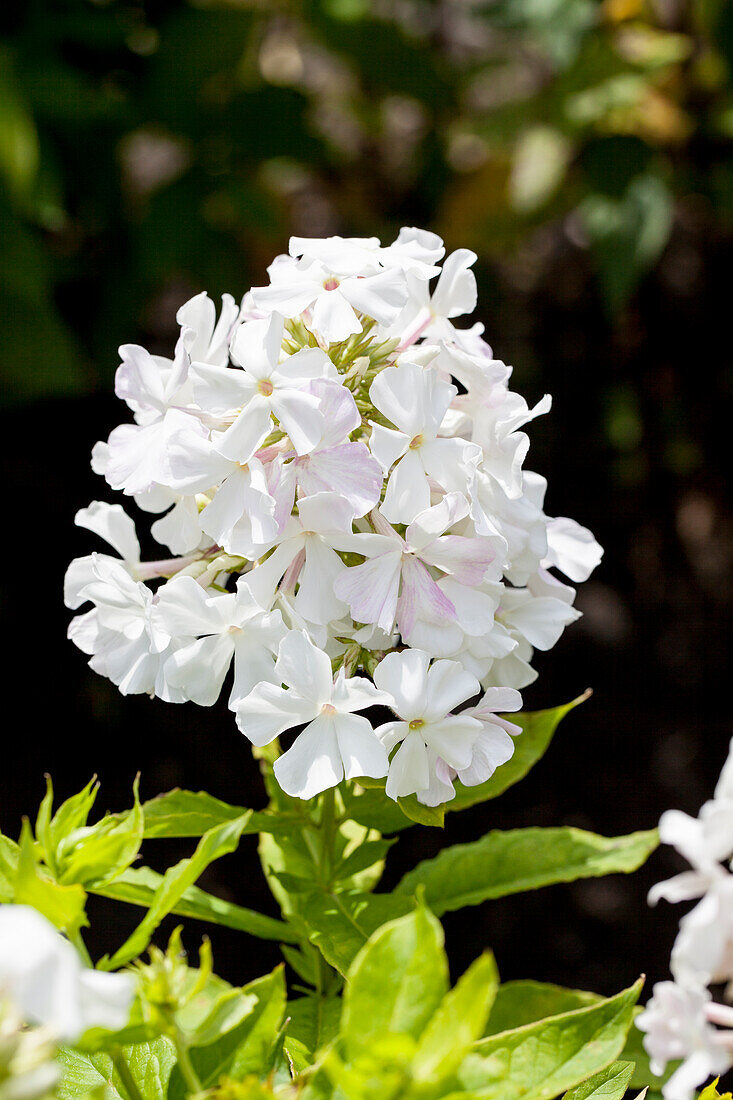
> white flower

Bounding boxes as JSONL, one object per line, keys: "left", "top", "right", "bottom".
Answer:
{"left": 418, "top": 687, "right": 523, "bottom": 806}
{"left": 369, "top": 360, "right": 480, "bottom": 524}
{"left": 0, "top": 907, "right": 134, "bottom": 1042}
{"left": 334, "top": 494, "right": 495, "bottom": 643}
{"left": 395, "top": 248, "right": 478, "bottom": 347}
{"left": 154, "top": 575, "right": 286, "bottom": 708}
{"left": 64, "top": 502, "right": 141, "bottom": 610}
{"left": 252, "top": 246, "right": 408, "bottom": 343}
{"left": 544, "top": 516, "right": 604, "bottom": 583}
{"left": 274, "top": 380, "right": 383, "bottom": 519}
{"left": 636, "top": 981, "right": 731, "bottom": 1100}
{"left": 373, "top": 648, "right": 483, "bottom": 801}
{"left": 191, "top": 313, "right": 336, "bottom": 459}
{"left": 235, "top": 630, "right": 390, "bottom": 798}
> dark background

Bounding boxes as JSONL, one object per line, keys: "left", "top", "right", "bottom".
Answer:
{"left": 2, "top": 0, "right": 732, "bottom": 999}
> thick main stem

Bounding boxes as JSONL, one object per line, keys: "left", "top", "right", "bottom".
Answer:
{"left": 111, "top": 1048, "right": 145, "bottom": 1100}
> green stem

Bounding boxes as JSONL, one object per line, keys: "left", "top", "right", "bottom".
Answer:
{"left": 318, "top": 788, "right": 337, "bottom": 887}
{"left": 111, "top": 1048, "right": 145, "bottom": 1100}
{"left": 173, "top": 1030, "right": 203, "bottom": 1096}
{"left": 69, "top": 927, "right": 93, "bottom": 968}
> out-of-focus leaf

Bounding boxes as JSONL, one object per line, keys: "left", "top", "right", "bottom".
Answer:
{"left": 578, "top": 172, "right": 674, "bottom": 311}
{"left": 0, "top": 47, "right": 39, "bottom": 198}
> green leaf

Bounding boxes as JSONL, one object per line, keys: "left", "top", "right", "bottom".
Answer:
{"left": 340, "top": 907, "right": 449, "bottom": 1059}
{"left": 57, "top": 780, "right": 144, "bottom": 889}
{"left": 346, "top": 697, "right": 588, "bottom": 833}
{"left": 485, "top": 980, "right": 600, "bottom": 1035}
{"left": 14, "top": 820, "right": 87, "bottom": 935}
{"left": 57, "top": 1039, "right": 177, "bottom": 1100}
{"left": 578, "top": 173, "right": 674, "bottom": 312}
{"left": 91, "top": 864, "right": 297, "bottom": 944}
{"left": 301, "top": 890, "right": 415, "bottom": 975}
{"left": 699, "top": 1081, "right": 733, "bottom": 1100}
{"left": 285, "top": 995, "right": 342, "bottom": 1064}
{"left": 138, "top": 789, "right": 295, "bottom": 839}
{"left": 395, "top": 826, "right": 659, "bottom": 915}
{"left": 0, "top": 834, "right": 19, "bottom": 901}
{"left": 412, "top": 952, "right": 499, "bottom": 1085}
{"left": 99, "top": 813, "right": 253, "bottom": 969}
{"left": 457, "top": 979, "right": 643, "bottom": 1100}
{"left": 448, "top": 695, "right": 590, "bottom": 813}
{"left": 562, "top": 1060, "right": 635, "bottom": 1099}
{"left": 167, "top": 968, "right": 286, "bottom": 1100}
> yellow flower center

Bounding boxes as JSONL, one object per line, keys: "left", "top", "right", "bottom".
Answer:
{"left": 258, "top": 379, "right": 274, "bottom": 396}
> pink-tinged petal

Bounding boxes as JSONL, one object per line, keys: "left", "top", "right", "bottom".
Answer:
{"left": 333, "top": 551, "right": 403, "bottom": 633}
{"left": 368, "top": 422, "right": 410, "bottom": 473}
{"left": 420, "top": 535, "right": 494, "bottom": 586}
{"left": 396, "top": 556, "right": 455, "bottom": 639}
{"left": 216, "top": 398, "right": 273, "bottom": 463}
{"left": 307, "top": 379, "right": 360, "bottom": 446}
{"left": 271, "top": 389, "right": 324, "bottom": 456}
{"left": 297, "top": 443, "right": 382, "bottom": 517}
{"left": 373, "top": 649, "right": 431, "bottom": 722}
{"left": 385, "top": 732, "right": 430, "bottom": 800}
{"left": 311, "top": 289, "right": 362, "bottom": 343}
{"left": 273, "top": 715, "right": 343, "bottom": 799}
{"left": 381, "top": 449, "right": 431, "bottom": 525}
{"left": 190, "top": 360, "right": 255, "bottom": 414}
{"left": 235, "top": 681, "right": 319, "bottom": 746}
{"left": 339, "top": 268, "right": 408, "bottom": 325}
{"left": 424, "top": 659, "right": 480, "bottom": 720}
{"left": 275, "top": 629, "right": 334, "bottom": 705}
{"left": 417, "top": 756, "right": 458, "bottom": 807}
{"left": 423, "top": 715, "right": 481, "bottom": 771}
{"left": 164, "top": 633, "right": 234, "bottom": 706}
{"left": 335, "top": 713, "right": 389, "bottom": 780}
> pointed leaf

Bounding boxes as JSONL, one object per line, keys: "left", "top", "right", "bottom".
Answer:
{"left": 395, "top": 826, "right": 659, "bottom": 915}
{"left": 301, "top": 890, "right": 415, "bottom": 975}
{"left": 562, "top": 1061, "right": 635, "bottom": 1099}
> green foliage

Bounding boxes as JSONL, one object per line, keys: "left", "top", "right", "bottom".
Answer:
{"left": 0, "top": 702, "right": 657, "bottom": 1100}
{"left": 562, "top": 1060, "right": 635, "bottom": 1099}
{"left": 456, "top": 979, "right": 643, "bottom": 1100}
{"left": 395, "top": 826, "right": 659, "bottom": 914}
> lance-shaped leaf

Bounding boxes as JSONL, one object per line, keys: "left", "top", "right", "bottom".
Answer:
{"left": 395, "top": 826, "right": 659, "bottom": 914}
{"left": 57, "top": 1038, "right": 176, "bottom": 1100}
{"left": 302, "top": 889, "right": 416, "bottom": 976}
{"left": 457, "top": 979, "right": 643, "bottom": 1100}
{"left": 13, "top": 820, "right": 87, "bottom": 935}
{"left": 562, "top": 1060, "right": 635, "bottom": 1099}
{"left": 99, "top": 813, "right": 254, "bottom": 969}
{"left": 341, "top": 907, "right": 449, "bottom": 1059}
{"left": 485, "top": 980, "right": 600, "bottom": 1035}
{"left": 91, "top": 865, "right": 296, "bottom": 944}
{"left": 136, "top": 788, "right": 297, "bottom": 839}
{"left": 412, "top": 952, "right": 499, "bottom": 1085}
{"left": 166, "top": 968, "right": 286, "bottom": 1100}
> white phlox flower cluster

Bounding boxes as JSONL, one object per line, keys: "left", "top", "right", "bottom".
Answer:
{"left": 0, "top": 906, "right": 134, "bottom": 1042}
{"left": 65, "top": 229, "right": 602, "bottom": 805}
{"left": 637, "top": 738, "right": 733, "bottom": 1099}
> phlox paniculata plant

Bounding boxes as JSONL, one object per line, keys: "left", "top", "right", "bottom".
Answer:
{"left": 65, "top": 228, "right": 602, "bottom": 807}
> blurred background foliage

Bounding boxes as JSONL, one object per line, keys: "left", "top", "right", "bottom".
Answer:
{"left": 3, "top": 0, "right": 733, "bottom": 399}
{"left": 2, "top": 0, "right": 733, "bottom": 996}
